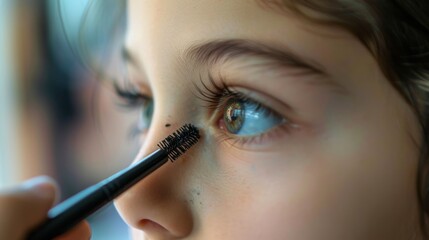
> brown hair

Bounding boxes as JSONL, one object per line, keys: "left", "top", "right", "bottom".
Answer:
{"left": 259, "top": 0, "right": 429, "bottom": 235}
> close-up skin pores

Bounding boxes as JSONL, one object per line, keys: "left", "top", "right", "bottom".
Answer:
{"left": 111, "top": 0, "right": 427, "bottom": 240}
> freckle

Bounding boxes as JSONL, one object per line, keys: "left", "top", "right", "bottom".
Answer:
{"left": 197, "top": 191, "right": 200, "bottom": 196}
{"left": 165, "top": 123, "right": 171, "bottom": 127}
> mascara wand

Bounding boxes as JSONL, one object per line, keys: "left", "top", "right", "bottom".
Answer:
{"left": 27, "top": 124, "right": 200, "bottom": 240}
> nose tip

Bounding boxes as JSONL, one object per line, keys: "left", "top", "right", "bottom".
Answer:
{"left": 114, "top": 126, "right": 196, "bottom": 239}
{"left": 114, "top": 121, "right": 201, "bottom": 238}
{"left": 115, "top": 171, "right": 195, "bottom": 238}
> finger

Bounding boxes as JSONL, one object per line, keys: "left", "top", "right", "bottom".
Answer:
{"left": 54, "top": 221, "right": 92, "bottom": 240}
{"left": 0, "top": 176, "right": 58, "bottom": 239}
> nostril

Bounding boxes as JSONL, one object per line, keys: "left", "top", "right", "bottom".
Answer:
{"left": 139, "top": 219, "right": 168, "bottom": 231}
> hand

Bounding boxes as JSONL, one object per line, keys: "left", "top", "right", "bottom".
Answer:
{"left": 0, "top": 176, "right": 91, "bottom": 240}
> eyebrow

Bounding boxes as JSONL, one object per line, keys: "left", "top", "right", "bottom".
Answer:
{"left": 184, "top": 39, "right": 326, "bottom": 75}
{"left": 123, "top": 39, "right": 325, "bottom": 75}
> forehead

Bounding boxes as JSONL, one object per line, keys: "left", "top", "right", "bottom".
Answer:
{"left": 125, "top": 0, "right": 350, "bottom": 62}
{"left": 125, "top": 0, "right": 284, "bottom": 72}
{"left": 126, "top": 0, "right": 278, "bottom": 43}
{"left": 128, "top": 1, "right": 357, "bottom": 63}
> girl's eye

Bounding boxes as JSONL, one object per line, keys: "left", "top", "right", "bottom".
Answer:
{"left": 221, "top": 97, "right": 285, "bottom": 136}
{"left": 114, "top": 83, "right": 154, "bottom": 138}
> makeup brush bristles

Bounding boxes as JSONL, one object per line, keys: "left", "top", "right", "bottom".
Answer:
{"left": 157, "top": 124, "right": 200, "bottom": 161}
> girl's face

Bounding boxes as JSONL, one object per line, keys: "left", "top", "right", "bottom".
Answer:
{"left": 115, "top": 0, "right": 423, "bottom": 239}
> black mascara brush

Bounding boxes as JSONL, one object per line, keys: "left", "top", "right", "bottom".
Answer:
{"left": 27, "top": 124, "right": 200, "bottom": 240}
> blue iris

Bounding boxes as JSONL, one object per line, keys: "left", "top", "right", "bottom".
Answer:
{"left": 138, "top": 99, "right": 154, "bottom": 130}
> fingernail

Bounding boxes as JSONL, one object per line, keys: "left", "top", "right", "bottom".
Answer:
{"left": 22, "top": 176, "right": 55, "bottom": 198}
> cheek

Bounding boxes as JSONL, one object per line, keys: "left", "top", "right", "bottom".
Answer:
{"left": 194, "top": 152, "right": 341, "bottom": 239}
{"left": 204, "top": 156, "right": 413, "bottom": 239}
{"left": 314, "top": 103, "right": 420, "bottom": 237}
{"left": 197, "top": 113, "right": 419, "bottom": 239}
{"left": 194, "top": 143, "right": 321, "bottom": 238}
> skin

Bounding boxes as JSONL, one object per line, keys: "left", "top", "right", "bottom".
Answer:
{"left": 114, "top": 0, "right": 424, "bottom": 239}
{"left": 0, "top": 176, "right": 90, "bottom": 240}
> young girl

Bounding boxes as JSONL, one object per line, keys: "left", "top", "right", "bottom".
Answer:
{"left": 1, "top": 1, "right": 429, "bottom": 239}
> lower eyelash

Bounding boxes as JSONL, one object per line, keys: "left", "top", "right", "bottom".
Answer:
{"left": 215, "top": 120, "right": 292, "bottom": 149}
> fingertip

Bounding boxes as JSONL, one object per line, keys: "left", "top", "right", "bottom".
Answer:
{"left": 22, "top": 176, "right": 55, "bottom": 189}
{"left": 0, "top": 177, "right": 62, "bottom": 238}
{"left": 22, "top": 176, "right": 60, "bottom": 204}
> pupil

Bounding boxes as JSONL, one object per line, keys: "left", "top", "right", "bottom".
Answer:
{"left": 230, "top": 110, "right": 239, "bottom": 121}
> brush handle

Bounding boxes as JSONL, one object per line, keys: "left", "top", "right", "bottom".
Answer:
{"left": 27, "top": 149, "right": 168, "bottom": 240}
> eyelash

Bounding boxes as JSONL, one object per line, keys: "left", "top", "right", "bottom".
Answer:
{"left": 114, "top": 82, "right": 150, "bottom": 108}
{"left": 113, "top": 74, "right": 291, "bottom": 147}
{"left": 194, "top": 73, "right": 261, "bottom": 111}
{"left": 194, "top": 73, "right": 291, "bottom": 147}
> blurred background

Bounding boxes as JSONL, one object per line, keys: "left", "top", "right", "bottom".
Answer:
{"left": 0, "top": 0, "right": 140, "bottom": 239}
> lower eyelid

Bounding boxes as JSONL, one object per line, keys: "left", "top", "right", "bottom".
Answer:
{"left": 216, "top": 121, "right": 293, "bottom": 151}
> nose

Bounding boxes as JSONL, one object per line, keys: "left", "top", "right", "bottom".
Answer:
{"left": 114, "top": 122, "right": 195, "bottom": 238}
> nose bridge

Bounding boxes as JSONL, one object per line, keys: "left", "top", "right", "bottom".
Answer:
{"left": 114, "top": 78, "right": 199, "bottom": 237}
{"left": 129, "top": 29, "right": 200, "bottom": 184}
{"left": 150, "top": 65, "right": 199, "bottom": 142}
{"left": 116, "top": 16, "right": 203, "bottom": 232}
{"left": 115, "top": 121, "right": 196, "bottom": 237}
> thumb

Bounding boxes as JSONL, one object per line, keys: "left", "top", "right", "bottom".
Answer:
{"left": 0, "top": 176, "right": 58, "bottom": 240}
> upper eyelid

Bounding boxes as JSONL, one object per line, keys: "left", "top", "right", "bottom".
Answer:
{"left": 192, "top": 72, "right": 236, "bottom": 110}
{"left": 193, "top": 72, "right": 280, "bottom": 120}
{"left": 221, "top": 90, "right": 282, "bottom": 118}
{"left": 114, "top": 81, "right": 151, "bottom": 101}
{"left": 193, "top": 71, "right": 290, "bottom": 110}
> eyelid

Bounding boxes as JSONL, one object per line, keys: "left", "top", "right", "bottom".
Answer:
{"left": 228, "top": 86, "right": 293, "bottom": 117}
{"left": 197, "top": 71, "right": 296, "bottom": 115}
{"left": 113, "top": 81, "right": 152, "bottom": 109}
{"left": 192, "top": 73, "right": 304, "bottom": 149}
